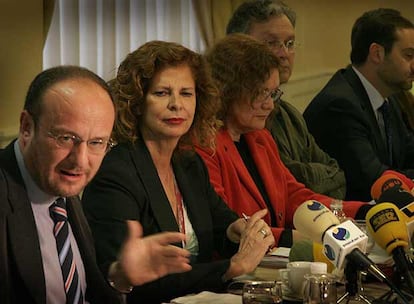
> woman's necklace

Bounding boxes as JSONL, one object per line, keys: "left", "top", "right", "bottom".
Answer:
{"left": 172, "top": 173, "right": 186, "bottom": 246}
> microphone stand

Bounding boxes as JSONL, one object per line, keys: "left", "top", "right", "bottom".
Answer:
{"left": 337, "top": 262, "right": 373, "bottom": 304}
{"left": 344, "top": 249, "right": 411, "bottom": 304}
{"left": 392, "top": 247, "right": 414, "bottom": 293}
{"left": 336, "top": 260, "right": 412, "bottom": 304}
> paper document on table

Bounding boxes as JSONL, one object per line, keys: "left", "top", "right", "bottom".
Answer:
{"left": 170, "top": 291, "right": 241, "bottom": 304}
{"left": 268, "top": 247, "right": 290, "bottom": 257}
{"left": 259, "top": 247, "right": 290, "bottom": 268}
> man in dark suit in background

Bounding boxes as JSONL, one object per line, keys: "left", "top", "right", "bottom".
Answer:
{"left": 304, "top": 8, "right": 414, "bottom": 201}
{"left": 0, "top": 66, "right": 191, "bottom": 303}
{"left": 226, "top": 0, "right": 347, "bottom": 199}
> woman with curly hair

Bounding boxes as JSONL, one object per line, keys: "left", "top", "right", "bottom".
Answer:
{"left": 81, "top": 40, "right": 274, "bottom": 303}
{"left": 196, "top": 33, "right": 370, "bottom": 248}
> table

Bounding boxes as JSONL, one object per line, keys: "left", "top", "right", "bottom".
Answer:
{"left": 251, "top": 266, "right": 411, "bottom": 304}
{"left": 168, "top": 262, "right": 411, "bottom": 303}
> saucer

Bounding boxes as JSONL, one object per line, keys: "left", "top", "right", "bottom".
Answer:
{"left": 281, "top": 286, "right": 303, "bottom": 301}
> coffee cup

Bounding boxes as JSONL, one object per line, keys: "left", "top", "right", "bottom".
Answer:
{"left": 279, "top": 261, "right": 312, "bottom": 298}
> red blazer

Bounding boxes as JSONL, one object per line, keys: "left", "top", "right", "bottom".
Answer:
{"left": 196, "top": 128, "right": 365, "bottom": 244}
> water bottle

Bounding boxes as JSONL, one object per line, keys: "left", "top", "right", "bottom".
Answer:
{"left": 330, "top": 199, "right": 347, "bottom": 223}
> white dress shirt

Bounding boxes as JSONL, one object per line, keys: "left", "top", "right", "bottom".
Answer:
{"left": 14, "top": 140, "right": 88, "bottom": 304}
{"left": 352, "top": 66, "right": 388, "bottom": 143}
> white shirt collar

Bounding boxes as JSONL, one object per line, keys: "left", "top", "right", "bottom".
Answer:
{"left": 351, "top": 66, "right": 385, "bottom": 112}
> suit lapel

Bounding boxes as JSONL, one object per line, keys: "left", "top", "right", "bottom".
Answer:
{"left": 220, "top": 131, "right": 268, "bottom": 210}
{"left": 388, "top": 96, "right": 404, "bottom": 166}
{"left": 130, "top": 141, "right": 180, "bottom": 234}
{"left": 1, "top": 143, "right": 46, "bottom": 304}
{"left": 8, "top": 198, "right": 46, "bottom": 304}
{"left": 67, "top": 196, "right": 114, "bottom": 303}
{"left": 246, "top": 133, "right": 274, "bottom": 186}
{"left": 67, "top": 197, "right": 93, "bottom": 255}
{"left": 172, "top": 155, "right": 212, "bottom": 254}
{"left": 343, "top": 67, "right": 389, "bottom": 158}
{"left": 244, "top": 132, "right": 282, "bottom": 224}
{"left": 67, "top": 196, "right": 95, "bottom": 281}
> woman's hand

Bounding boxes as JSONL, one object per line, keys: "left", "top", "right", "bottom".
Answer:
{"left": 226, "top": 218, "right": 246, "bottom": 243}
{"left": 223, "top": 209, "right": 275, "bottom": 281}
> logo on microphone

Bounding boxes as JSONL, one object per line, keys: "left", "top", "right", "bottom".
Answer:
{"left": 381, "top": 178, "right": 404, "bottom": 193}
{"left": 401, "top": 203, "right": 414, "bottom": 218}
{"left": 331, "top": 227, "right": 350, "bottom": 241}
{"left": 306, "top": 200, "right": 325, "bottom": 211}
{"left": 368, "top": 207, "right": 399, "bottom": 232}
{"left": 324, "top": 244, "right": 336, "bottom": 261}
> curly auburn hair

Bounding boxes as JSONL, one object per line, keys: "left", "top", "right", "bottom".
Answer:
{"left": 111, "top": 40, "right": 221, "bottom": 150}
{"left": 206, "top": 33, "right": 280, "bottom": 121}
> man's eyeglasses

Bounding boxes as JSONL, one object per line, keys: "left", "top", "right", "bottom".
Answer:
{"left": 47, "top": 131, "right": 117, "bottom": 154}
{"left": 264, "top": 39, "right": 298, "bottom": 53}
{"left": 257, "top": 88, "right": 284, "bottom": 105}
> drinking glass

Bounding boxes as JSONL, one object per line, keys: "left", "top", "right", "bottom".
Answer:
{"left": 242, "top": 281, "right": 283, "bottom": 304}
{"left": 303, "top": 273, "right": 337, "bottom": 304}
{"left": 354, "top": 220, "right": 375, "bottom": 254}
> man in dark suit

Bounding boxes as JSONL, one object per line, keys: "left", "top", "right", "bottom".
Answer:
{"left": 304, "top": 8, "right": 414, "bottom": 201}
{"left": 0, "top": 66, "right": 191, "bottom": 303}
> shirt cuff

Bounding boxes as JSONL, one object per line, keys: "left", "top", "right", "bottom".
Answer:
{"left": 278, "top": 228, "right": 293, "bottom": 247}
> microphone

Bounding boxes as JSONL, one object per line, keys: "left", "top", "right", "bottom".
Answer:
{"left": 289, "top": 240, "right": 335, "bottom": 273}
{"left": 293, "top": 200, "right": 340, "bottom": 243}
{"left": 377, "top": 184, "right": 414, "bottom": 247}
{"left": 371, "top": 173, "right": 410, "bottom": 201}
{"left": 366, "top": 202, "right": 414, "bottom": 291}
{"left": 293, "top": 201, "right": 369, "bottom": 270}
{"left": 293, "top": 200, "right": 409, "bottom": 302}
{"left": 322, "top": 220, "right": 368, "bottom": 270}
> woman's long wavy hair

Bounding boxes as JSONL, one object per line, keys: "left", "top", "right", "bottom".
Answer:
{"left": 206, "top": 33, "right": 280, "bottom": 122}
{"left": 111, "top": 40, "right": 221, "bottom": 151}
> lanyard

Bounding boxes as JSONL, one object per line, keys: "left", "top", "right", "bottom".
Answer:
{"left": 173, "top": 176, "right": 186, "bottom": 246}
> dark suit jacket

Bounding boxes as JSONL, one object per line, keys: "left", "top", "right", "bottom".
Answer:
{"left": 0, "top": 141, "right": 121, "bottom": 304}
{"left": 304, "top": 66, "right": 414, "bottom": 201}
{"left": 82, "top": 140, "right": 240, "bottom": 304}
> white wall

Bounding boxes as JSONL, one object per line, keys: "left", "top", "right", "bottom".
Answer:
{"left": 284, "top": 0, "right": 414, "bottom": 112}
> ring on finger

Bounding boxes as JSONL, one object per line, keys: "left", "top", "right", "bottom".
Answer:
{"left": 259, "top": 228, "right": 268, "bottom": 238}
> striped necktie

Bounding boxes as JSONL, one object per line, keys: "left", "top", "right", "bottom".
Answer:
{"left": 49, "top": 198, "right": 84, "bottom": 304}
{"left": 379, "top": 100, "right": 393, "bottom": 165}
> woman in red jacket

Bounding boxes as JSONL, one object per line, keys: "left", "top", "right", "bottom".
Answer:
{"left": 196, "top": 34, "right": 370, "bottom": 247}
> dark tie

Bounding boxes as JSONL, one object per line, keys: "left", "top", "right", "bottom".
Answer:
{"left": 49, "top": 198, "right": 84, "bottom": 304}
{"left": 379, "top": 100, "right": 393, "bottom": 165}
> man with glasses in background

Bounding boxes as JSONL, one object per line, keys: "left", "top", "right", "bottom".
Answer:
{"left": 226, "top": 0, "right": 347, "bottom": 199}
{"left": 0, "top": 65, "right": 191, "bottom": 303}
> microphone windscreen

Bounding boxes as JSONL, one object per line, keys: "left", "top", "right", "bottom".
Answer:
{"left": 377, "top": 188, "right": 414, "bottom": 209}
{"left": 371, "top": 174, "right": 410, "bottom": 201}
{"left": 293, "top": 200, "right": 340, "bottom": 243}
{"left": 289, "top": 239, "right": 313, "bottom": 262}
{"left": 289, "top": 240, "right": 334, "bottom": 273}
{"left": 366, "top": 203, "right": 409, "bottom": 254}
{"left": 312, "top": 242, "right": 335, "bottom": 273}
{"left": 382, "top": 169, "right": 414, "bottom": 190}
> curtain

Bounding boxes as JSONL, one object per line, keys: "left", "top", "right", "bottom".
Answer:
{"left": 43, "top": 0, "right": 55, "bottom": 45}
{"left": 192, "top": 0, "right": 243, "bottom": 50}
{"left": 43, "top": 0, "right": 205, "bottom": 81}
